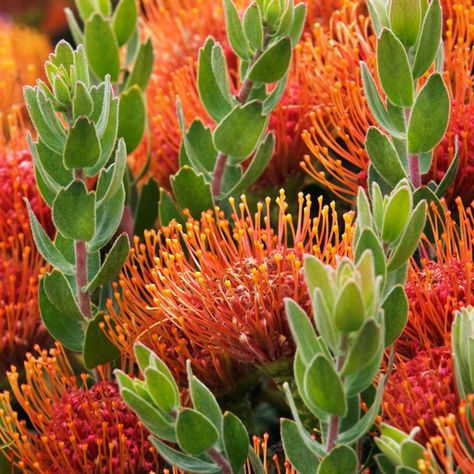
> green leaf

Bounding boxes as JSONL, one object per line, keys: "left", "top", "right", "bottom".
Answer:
{"left": 197, "top": 39, "right": 233, "bottom": 122}
{"left": 83, "top": 311, "right": 120, "bottom": 368}
{"left": 145, "top": 367, "right": 180, "bottom": 412}
{"left": 289, "top": 3, "right": 307, "bottom": 45}
{"left": 223, "top": 133, "right": 274, "bottom": 198}
{"left": 313, "top": 289, "right": 338, "bottom": 351}
{"left": 355, "top": 227, "right": 386, "bottom": 280}
{"left": 387, "top": 200, "right": 427, "bottom": 271}
{"left": 360, "top": 64, "right": 402, "bottom": 138}
{"left": 304, "top": 255, "right": 333, "bottom": 306}
{"left": 118, "top": 85, "right": 146, "bottom": 153}
{"left": 187, "top": 363, "right": 223, "bottom": 433}
{"left": 224, "top": 0, "right": 251, "bottom": 59}
{"left": 151, "top": 437, "right": 220, "bottom": 473}
{"left": 121, "top": 389, "right": 176, "bottom": 441}
{"left": 317, "top": 445, "right": 358, "bottom": 474}
{"left": 43, "top": 269, "right": 84, "bottom": 321}
{"left": 159, "top": 189, "right": 184, "bottom": 225}
{"left": 39, "top": 279, "right": 84, "bottom": 352}
{"left": 181, "top": 119, "right": 217, "bottom": 175}
{"left": 85, "top": 233, "right": 129, "bottom": 292}
{"left": 65, "top": 8, "right": 84, "bottom": 45}
{"left": 304, "top": 354, "right": 347, "bottom": 417}
{"left": 335, "top": 280, "right": 365, "bottom": 333}
{"left": 85, "top": 13, "right": 120, "bottom": 81}
{"left": 73, "top": 82, "right": 93, "bottom": 119}
{"left": 76, "top": 0, "right": 95, "bottom": 21}
{"left": 64, "top": 117, "right": 101, "bottom": 169}
{"left": 407, "top": 73, "right": 450, "bottom": 153}
{"left": 435, "top": 141, "right": 459, "bottom": 197}
{"left": 382, "top": 186, "right": 411, "bottom": 243}
{"left": 342, "top": 319, "right": 381, "bottom": 375}
{"left": 171, "top": 166, "right": 214, "bottom": 218}
{"left": 126, "top": 38, "right": 154, "bottom": 91}
{"left": 223, "top": 412, "right": 249, "bottom": 473}
{"left": 365, "top": 127, "right": 407, "bottom": 187}
{"left": 243, "top": 3, "right": 263, "bottom": 51}
{"left": 25, "top": 200, "right": 75, "bottom": 274}
{"left": 176, "top": 408, "right": 219, "bottom": 455}
{"left": 281, "top": 419, "right": 319, "bottom": 474}
{"left": 213, "top": 101, "right": 266, "bottom": 159}
{"left": 113, "top": 0, "right": 138, "bottom": 46}
{"left": 412, "top": 0, "right": 442, "bottom": 78}
{"left": 88, "top": 184, "right": 125, "bottom": 252}
{"left": 285, "top": 298, "right": 320, "bottom": 365}
{"left": 134, "top": 178, "right": 160, "bottom": 235}
{"left": 400, "top": 439, "right": 425, "bottom": 469}
{"left": 375, "top": 454, "right": 397, "bottom": 474}
{"left": 377, "top": 29, "right": 414, "bottom": 107}
{"left": 263, "top": 72, "right": 289, "bottom": 113}
{"left": 248, "top": 37, "right": 292, "bottom": 83}
{"left": 389, "top": 0, "right": 421, "bottom": 47}
{"left": 53, "top": 181, "right": 96, "bottom": 241}
{"left": 381, "top": 285, "right": 408, "bottom": 346}
{"left": 24, "top": 86, "right": 65, "bottom": 155}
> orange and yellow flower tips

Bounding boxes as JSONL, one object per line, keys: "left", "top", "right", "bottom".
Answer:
{"left": 0, "top": 131, "right": 51, "bottom": 373}
{"left": 105, "top": 191, "right": 354, "bottom": 380}
{"left": 299, "top": 2, "right": 376, "bottom": 202}
{"left": 401, "top": 198, "right": 473, "bottom": 358}
{"left": 382, "top": 346, "right": 457, "bottom": 445}
{"left": 0, "top": 20, "right": 51, "bottom": 136}
{"left": 0, "top": 343, "right": 160, "bottom": 473}
{"left": 301, "top": 0, "right": 474, "bottom": 204}
{"left": 427, "top": 396, "right": 474, "bottom": 473}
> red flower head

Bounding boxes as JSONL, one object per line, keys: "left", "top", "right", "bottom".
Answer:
{"left": 401, "top": 198, "right": 473, "bottom": 358}
{"left": 382, "top": 346, "right": 458, "bottom": 444}
{"left": 104, "top": 191, "right": 354, "bottom": 389}
{"left": 301, "top": 0, "right": 474, "bottom": 204}
{"left": 0, "top": 344, "right": 160, "bottom": 473}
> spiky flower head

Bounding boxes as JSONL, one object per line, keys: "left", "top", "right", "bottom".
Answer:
{"left": 401, "top": 198, "right": 473, "bottom": 357}
{"left": 301, "top": 0, "right": 474, "bottom": 203}
{"left": 382, "top": 346, "right": 457, "bottom": 444}
{"left": 105, "top": 191, "right": 353, "bottom": 388}
{"left": 0, "top": 343, "right": 159, "bottom": 473}
{"left": 0, "top": 20, "right": 50, "bottom": 136}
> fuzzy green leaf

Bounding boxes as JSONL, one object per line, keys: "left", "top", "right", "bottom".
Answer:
{"left": 389, "top": 0, "right": 421, "bottom": 47}
{"left": 335, "top": 280, "right": 365, "bottom": 333}
{"left": 224, "top": 0, "right": 251, "bottom": 59}
{"left": 134, "top": 178, "right": 160, "bottom": 235}
{"left": 118, "top": 86, "right": 146, "bottom": 153}
{"left": 382, "top": 186, "right": 411, "bottom": 243}
{"left": 248, "top": 37, "right": 292, "bottom": 83}
{"left": 63, "top": 117, "right": 101, "bottom": 169}
{"left": 113, "top": 0, "right": 138, "bottom": 46}
{"left": 126, "top": 39, "right": 154, "bottom": 91}
{"left": 145, "top": 367, "right": 180, "bottom": 413}
{"left": 317, "top": 445, "right": 358, "bottom": 474}
{"left": 243, "top": 3, "right": 264, "bottom": 51}
{"left": 223, "top": 412, "right": 249, "bottom": 473}
{"left": 382, "top": 285, "right": 408, "bottom": 346}
{"left": 176, "top": 408, "right": 219, "bottom": 455}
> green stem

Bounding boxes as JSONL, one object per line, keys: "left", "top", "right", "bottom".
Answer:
{"left": 404, "top": 108, "right": 421, "bottom": 187}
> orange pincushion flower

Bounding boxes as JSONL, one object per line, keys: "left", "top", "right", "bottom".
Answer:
{"left": 0, "top": 20, "right": 50, "bottom": 136}
{"left": 0, "top": 343, "right": 160, "bottom": 473}
{"left": 302, "top": 0, "right": 474, "bottom": 203}
{"left": 382, "top": 346, "right": 457, "bottom": 445}
{"left": 105, "top": 191, "right": 353, "bottom": 386}
{"left": 426, "top": 396, "right": 474, "bottom": 473}
{"left": 0, "top": 127, "right": 51, "bottom": 372}
{"left": 401, "top": 198, "right": 473, "bottom": 358}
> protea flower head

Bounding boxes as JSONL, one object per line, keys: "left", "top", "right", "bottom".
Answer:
{"left": 382, "top": 346, "right": 457, "bottom": 444}
{"left": 0, "top": 20, "right": 50, "bottom": 135}
{"left": 301, "top": 0, "right": 474, "bottom": 204}
{"left": 105, "top": 190, "right": 354, "bottom": 387}
{"left": 401, "top": 198, "right": 473, "bottom": 357}
{"left": 0, "top": 343, "right": 160, "bottom": 473}
{"left": 0, "top": 129, "right": 51, "bottom": 373}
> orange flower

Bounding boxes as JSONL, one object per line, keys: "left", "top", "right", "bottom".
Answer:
{"left": 0, "top": 20, "right": 50, "bottom": 136}
{"left": 0, "top": 125, "right": 51, "bottom": 373}
{"left": 0, "top": 343, "right": 160, "bottom": 473}
{"left": 104, "top": 191, "right": 353, "bottom": 388}
{"left": 382, "top": 346, "right": 457, "bottom": 444}
{"left": 302, "top": 0, "right": 474, "bottom": 203}
{"left": 401, "top": 198, "right": 473, "bottom": 358}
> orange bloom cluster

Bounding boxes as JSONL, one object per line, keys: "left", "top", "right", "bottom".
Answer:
{"left": 302, "top": 0, "right": 474, "bottom": 203}
{"left": 133, "top": 0, "right": 343, "bottom": 189}
{"left": 401, "top": 198, "right": 473, "bottom": 357}
{"left": 0, "top": 343, "right": 160, "bottom": 473}
{"left": 382, "top": 346, "right": 457, "bottom": 444}
{"left": 0, "top": 125, "right": 51, "bottom": 372}
{"left": 0, "top": 20, "right": 50, "bottom": 136}
{"left": 105, "top": 191, "right": 353, "bottom": 390}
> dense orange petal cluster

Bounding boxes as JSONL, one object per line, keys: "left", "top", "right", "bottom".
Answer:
{"left": 401, "top": 198, "right": 473, "bottom": 357}
{"left": 302, "top": 0, "right": 474, "bottom": 203}
{"left": 0, "top": 343, "right": 160, "bottom": 473}
{"left": 105, "top": 190, "right": 354, "bottom": 390}
{"left": 0, "top": 20, "right": 50, "bottom": 136}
